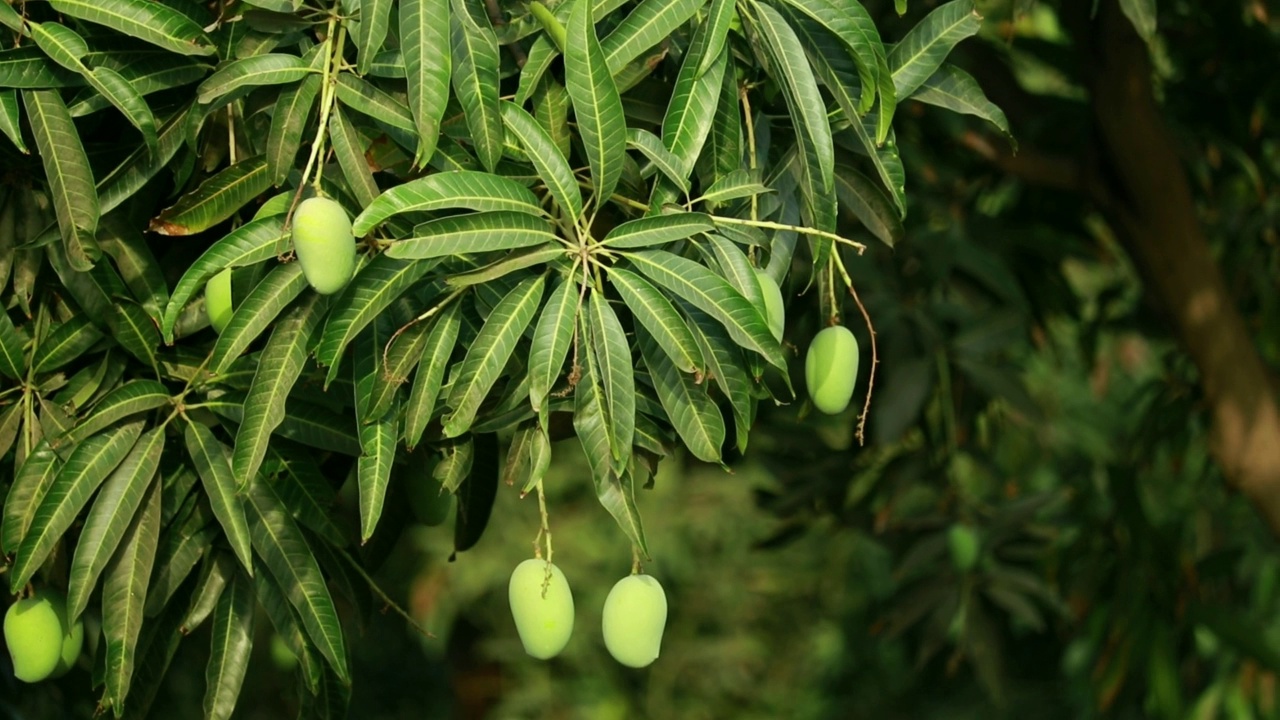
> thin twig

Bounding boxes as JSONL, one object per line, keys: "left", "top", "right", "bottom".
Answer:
{"left": 713, "top": 216, "right": 868, "bottom": 254}
{"left": 337, "top": 546, "right": 436, "bottom": 639}
{"left": 834, "top": 252, "right": 878, "bottom": 446}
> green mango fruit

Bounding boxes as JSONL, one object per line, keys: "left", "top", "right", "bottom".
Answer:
{"left": 410, "top": 482, "right": 452, "bottom": 526}
{"left": 4, "top": 589, "right": 74, "bottom": 682}
{"left": 948, "top": 524, "right": 981, "bottom": 573}
{"left": 292, "top": 196, "right": 356, "bottom": 295}
{"left": 601, "top": 574, "right": 667, "bottom": 668}
{"left": 754, "top": 269, "right": 785, "bottom": 341}
{"left": 805, "top": 325, "right": 859, "bottom": 415}
{"left": 508, "top": 559, "right": 575, "bottom": 659}
{"left": 205, "top": 268, "right": 234, "bottom": 334}
{"left": 49, "top": 590, "right": 83, "bottom": 678}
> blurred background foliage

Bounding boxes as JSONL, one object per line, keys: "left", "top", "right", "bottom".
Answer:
{"left": 6, "top": 0, "right": 1280, "bottom": 718}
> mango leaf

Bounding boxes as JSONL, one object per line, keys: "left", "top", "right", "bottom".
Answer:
{"left": 910, "top": 63, "right": 1012, "bottom": 141}
{"left": 144, "top": 497, "right": 217, "bottom": 617}
{"left": 626, "top": 250, "right": 784, "bottom": 370}
{"left": 0, "top": 89, "right": 26, "bottom": 152}
{"left": 699, "top": 169, "right": 772, "bottom": 206}
{"left": 48, "top": 0, "right": 216, "bottom": 56}
{"left": 786, "top": 10, "right": 906, "bottom": 216}
{"left": 779, "top": 0, "right": 882, "bottom": 112}
{"left": 626, "top": 127, "right": 691, "bottom": 194}
{"left": 181, "top": 553, "right": 233, "bottom": 634}
{"left": 501, "top": 102, "right": 583, "bottom": 222}
{"left": 232, "top": 292, "right": 329, "bottom": 487}
{"left": 564, "top": 0, "right": 626, "bottom": 202}
{"left": 246, "top": 476, "right": 350, "bottom": 682}
{"left": 251, "top": 556, "right": 322, "bottom": 694}
{"left": 107, "top": 300, "right": 160, "bottom": 371}
{"left": 588, "top": 290, "right": 634, "bottom": 469}
{"left": 328, "top": 105, "right": 380, "bottom": 207}
{"left": 357, "top": 396, "right": 398, "bottom": 543}
{"left": 355, "top": 0, "right": 393, "bottom": 74}
{"left": 0, "top": 304, "right": 26, "bottom": 379}
{"left": 101, "top": 476, "right": 161, "bottom": 715}
{"left": 197, "top": 53, "right": 312, "bottom": 104}
{"left": 11, "top": 420, "right": 144, "bottom": 593}
{"left": 443, "top": 275, "right": 546, "bottom": 437}
{"left": 1119, "top": 0, "right": 1157, "bottom": 42}
{"left": 526, "top": 273, "right": 578, "bottom": 416}
{"left": 450, "top": 0, "right": 503, "bottom": 171}
{"left": 66, "top": 427, "right": 165, "bottom": 623}
{"left": 886, "top": 0, "right": 982, "bottom": 99}
{"left": 266, "top": 52, "right": 324, "bottom": 186}
{"left": 637, "top": 325, "right": 723, "bottom": 462}
{"left": 315, "top": 254, "right": 433, "bottom": 385}
{"left": 453, "top": 433, "right": 498, "bottom": 553}
{"left": 211, "top": 264, "right": 308, "bottom": 374}
{"left": 150, "top": 156, "right": 272, "bottom": 236}
{"left": 602, "top": 212, "right": 713, "bottom": 249}
{"left": 753, "top": 2, "right": 833, "bottom": 193}
{"left": 55, "top": 380, "right": 170, "bottom": 450}
{"left": 24, "top": 89, "right": 100, "bottom": 271}
{"left": 258, "top": 446, "right": 342, "bottom": 544}
{"left": 388, "top": 211, "right": 560, "bottom": 259}
{"left": 659, "top": 18, "right": 726, "bottom": 176}
{"left": 185, "top": 423, "right": 254, "bottom": 575}
{"left": 446, "top": 244, "right": 567, "bottom": 288}
{"left": 403, "top": 301, "right": 462, "bottom": 449}
{"left": 600, "top": 0, "right": 701, "bottom": 76}
{"left": 97, "top": 220, "right": 169, "bottom": 322}
{"left": 352, "top": 170, "right": 543, "bottom": 235}
{"left": 203, "top": 570, "right": 254, "bottom": 720}
{"left": 607, "top": 265, "right": 701, "bottom": 374}
{"left": 160, "top": 215, "right": 287, "bottom": 341}
{"left": 834, "top": 163, "right": 905, "bottom": 249}
{"left": 698, "top": 0, "right": 737, "bottom": 78}
{"left": 98, "top": 104, "right": 192, "bottom": 216}
{"left": 1, "top": 442, "right": 62, "bottom": 556}
{"left": 400, "top": 0, "right": 451, "bottom": 168}
{"left": 683, "top": 303, "right": 754, "bottom": 453}
{"left": 334, "top": 72, "right": 416, "bottom": 136}
{"left": 87, "top": 67, "right": 160, "bottom": 154}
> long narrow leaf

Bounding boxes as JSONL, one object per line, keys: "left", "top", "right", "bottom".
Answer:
{"left": 443, "top": 275, "right": 546, "bottom": 437}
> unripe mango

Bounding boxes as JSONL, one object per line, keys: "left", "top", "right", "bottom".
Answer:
{"left": 49, "top": 591, "right": 83, "bottom": 678}
{"left": 291, "top": 196, "right": 356, "bottom": 295}
{"left": 508, "top": 559, "right": 575, "bottom": 659}
{"left": 948, "top": 524, "right": 981, "bottom": 573}
{"left": 805, "top": 325, "right": 859, "bottom": 415}
{"left": 5, "top": 590, "right": 65, "bottom": 682}
{"left": 601, "top": 574, "right": 667, "bottom": 668}
{"left": 205, "top": 268, "right": 234, "bottom": 334}
{"left": 754, "top": 269, "right": 785, "bottom": 341}
{"left": 409, "top": 476, "right": 452, "bottom": 527}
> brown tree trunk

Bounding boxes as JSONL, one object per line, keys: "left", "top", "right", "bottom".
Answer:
{"left": 1071, "top": 3, "right": 1280, "bottom": 533}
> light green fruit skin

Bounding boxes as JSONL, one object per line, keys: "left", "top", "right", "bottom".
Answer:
{"left": 4, "top": 592, "right": 65, "bottom": 683}
{"left": 754, "top": 269, "right": 785, "bottom": 341}
{"left": 948, "top": 524, "right": 981, "bottom": 573}
{"left": 292, "top": 197, "right": 356, "bottom": 295}
{"left": 805, "top": 325, "right": 859, "bottom": 415}
{"left": 508, "top": 559, "right": 575, "bottom": 659}
{"left": 270, "top": 634, "right": 299, "bottom": 672}
{"left": 602, "top": 574, "right": 667, "bottom": 669}
{"left": 205, "top": 268, "right": 234, "bottom": 335}
{"left": 48, "top": 590, "right": 83, "bottom": 678}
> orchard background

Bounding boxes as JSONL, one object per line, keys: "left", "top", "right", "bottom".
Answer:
{"left": 2, "top": 0, "right": 1280, "bottom": 717}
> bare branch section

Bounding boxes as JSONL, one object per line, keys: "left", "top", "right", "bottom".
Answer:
{"left": 964, "top": 4, "right": 1280, "bottom": 535}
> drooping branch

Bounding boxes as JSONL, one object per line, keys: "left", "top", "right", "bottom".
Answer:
{"left": 962, "top": 4, "right": 1280, "bottom": 536}
{"left": 1078, "top": 4, "right": 1280, "bottom": 535}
